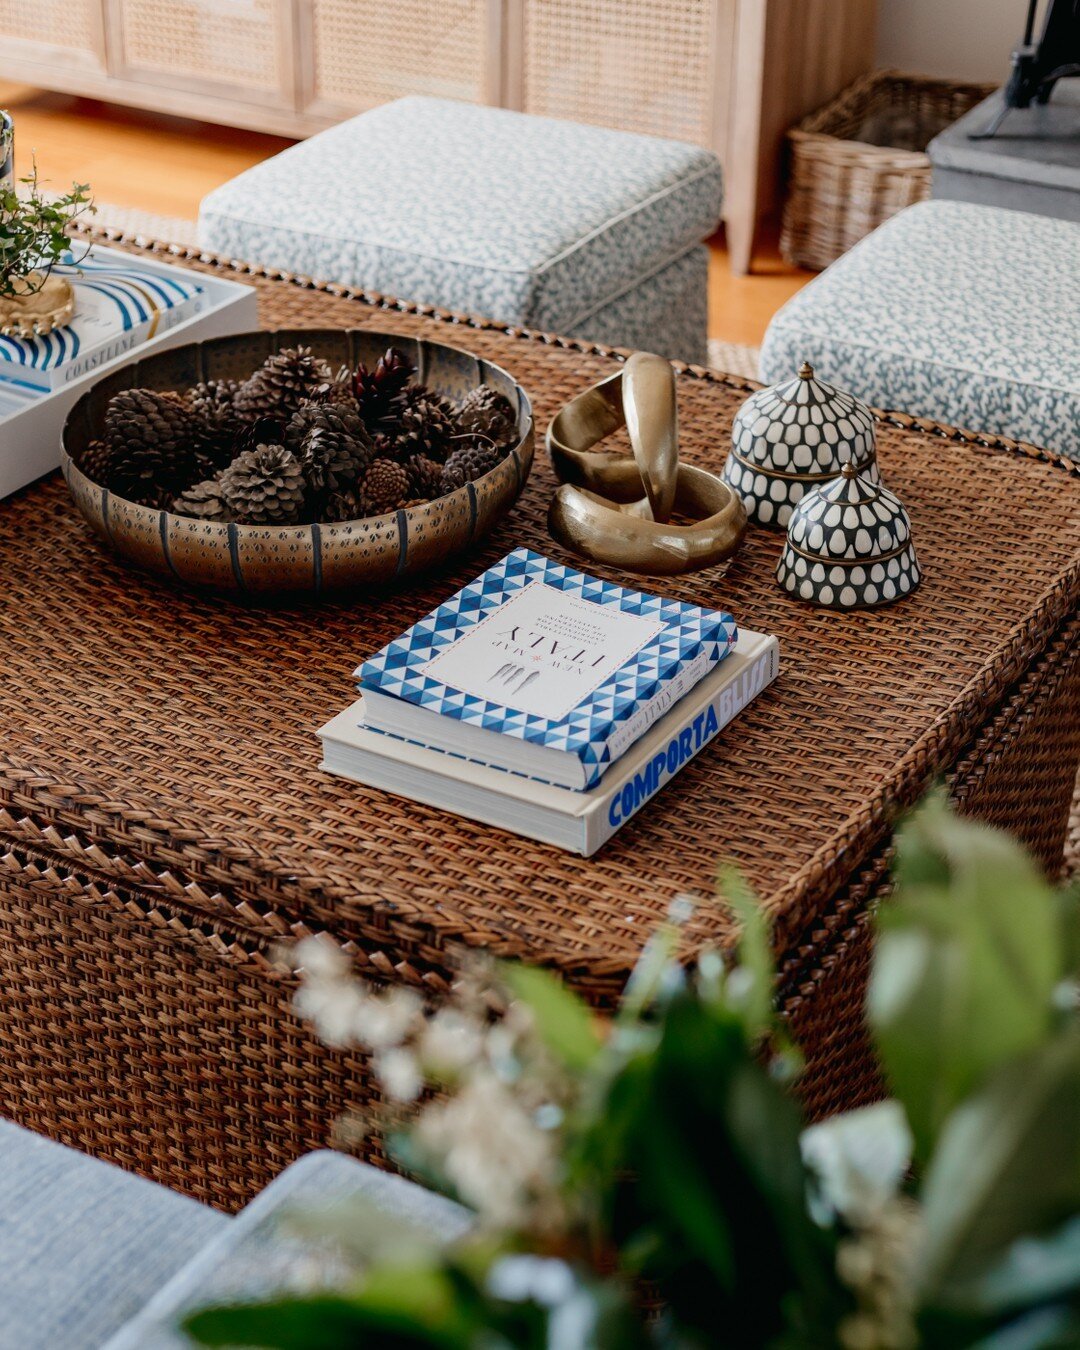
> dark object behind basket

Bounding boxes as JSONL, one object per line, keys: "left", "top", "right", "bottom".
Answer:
{"left": 781, "top": 71, "right": 995, "bottom": 270}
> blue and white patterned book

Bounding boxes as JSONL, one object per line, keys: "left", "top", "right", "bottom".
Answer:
{"left": 0, "top": 254, "right": 205, "bottom": 392}
{"left": 355, "top": 548, "right": 737, "bottom": 790}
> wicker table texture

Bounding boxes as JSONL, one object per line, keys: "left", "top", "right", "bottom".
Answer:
{"left": 1, "top": 232, "right": 1078, "bottom": 1210}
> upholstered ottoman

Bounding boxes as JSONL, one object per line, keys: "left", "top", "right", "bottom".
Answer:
{"left": 198, "top": 97, "right": 722, "bottom": 364}
{"left": 760, "top": 201, "right": 1080, "bottom": 459}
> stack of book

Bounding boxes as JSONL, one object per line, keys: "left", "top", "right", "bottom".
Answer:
{"left": 0, "top": 253, "right": 206, "bottom": 399}
{"left": 0, "top": 244, "right": 257, "bottom": 502}
{"left": 319, "top": 549, "right": 779, "bottom": 854}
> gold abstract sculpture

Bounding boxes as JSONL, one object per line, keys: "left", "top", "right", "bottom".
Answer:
{"left": 547, "top": 351, "right": 747, "bottom": 575}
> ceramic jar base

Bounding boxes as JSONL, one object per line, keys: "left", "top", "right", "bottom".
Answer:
{"left": 776, "top": 462, "right": 921, "bottom": 609}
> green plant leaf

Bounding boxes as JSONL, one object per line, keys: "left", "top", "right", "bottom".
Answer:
{"left": 1056, "top": 879, "right": 1080, "bottom": 982}
{"left": 967, "top": 1305, "right": 1080, "bottom": 1350}
{"left": 500, "top": 961, "right": 601, "bottom": 1070}
{"left": 617, "top": 918, "right": 682, "bottom": 1024}
{"left": 934, "top": 1216, "right": 1080, "bottom": 1320}
{"left": 634, "top": 1081, "right": 737, "bottom": 1289}
{"left": 0, "top": 158, "right": 93, "bottom": 295}
{"left": 183, "top": 1292, "right": 456, "bottom": 1349}
{"left": 600, "top": 992, "right": 846, "bottom": 1345}
{"left": 185, "top": 1262, "right": 487, "bottom": 1349}
{"left": 869, "top": 794, "right": 1062, "bottom": 1159}
{"left": 917, "top": 1027, "right": 1080, "bottom": 1296}
{"left": 717, "top": 864, "right": 776, "bottom": 1042}
{"left": 280, "top": 1192, "right": 451, "bottom": 1269}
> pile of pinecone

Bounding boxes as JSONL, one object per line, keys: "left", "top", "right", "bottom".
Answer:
{"left": 76, "top": 346, "right": 519, "bottom": 525}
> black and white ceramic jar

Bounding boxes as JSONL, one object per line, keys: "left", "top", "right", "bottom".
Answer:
{"left": 723, "top": 363, "right": 879, "bottom": 529}
{"left": 776, "top": 462, "right": 920, "bottom": 609}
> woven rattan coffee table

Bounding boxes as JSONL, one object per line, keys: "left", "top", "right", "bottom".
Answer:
{"left": 2, "top": 228, "right": 1078, "bottom": 1210}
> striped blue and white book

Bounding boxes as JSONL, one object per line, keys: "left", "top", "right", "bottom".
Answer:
{"left": 0, "top": 254, "right": 206, "bottom": 392}
{"left": 355, "top": 548, "right": 738, "bottom": 790}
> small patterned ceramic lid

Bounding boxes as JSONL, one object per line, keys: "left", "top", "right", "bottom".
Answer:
{"left": 723, "top": 363, "right": 878, "bottom": 530}
{"left": 776, "top": 463, "right": 921, "bottom": 609}
{"left": 732, "top": 363, "right": 876, "bottom": 471}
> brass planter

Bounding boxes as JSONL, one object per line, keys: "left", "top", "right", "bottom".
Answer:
{"left": 61, "top": 328, "right": 534, "bottom": 596}
{"left": 0, "top": 272, "right": 76, "bottom": 338}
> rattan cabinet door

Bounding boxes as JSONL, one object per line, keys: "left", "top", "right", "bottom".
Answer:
{"left": 109, "top": 0, "right": 293, "bottom": 108}
{"left": 508, "top": 0, "right": 730, "bottom": 149}
{"left": 306, "top": 0, "right": 494, "bottom": 120}
{"left": 0, "top": 0, "right": 106, "bottom": 73}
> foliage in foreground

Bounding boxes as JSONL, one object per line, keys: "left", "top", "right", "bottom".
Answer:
{"left": 187, "top": 793, "right": 1080, "bottom": 1348}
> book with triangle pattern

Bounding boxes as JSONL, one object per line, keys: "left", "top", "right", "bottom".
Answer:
{"left": 356, "top": 548, "right": 737, "bottom": 790}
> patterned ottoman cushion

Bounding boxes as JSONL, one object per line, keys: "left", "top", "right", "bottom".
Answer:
{"left": 198, "top": 97, "right": 721, "bottom": 356}
{"left": 760, "top": 201, "right": 1080, "bottom": 459}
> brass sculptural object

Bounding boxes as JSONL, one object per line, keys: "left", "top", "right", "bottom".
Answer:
{"left": 547, "top": 351, "right": 747, "bottom": 575}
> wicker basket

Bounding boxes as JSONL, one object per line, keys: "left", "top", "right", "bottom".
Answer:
{"left": 780, "top": 70, "right": 995, "bottom": 271}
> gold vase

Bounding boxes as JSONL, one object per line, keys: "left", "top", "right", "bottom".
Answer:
{"left": 0, "top": 272, "right": 76, "bottom": 339}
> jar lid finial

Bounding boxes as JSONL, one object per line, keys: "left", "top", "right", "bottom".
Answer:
{"left": 798, "top": 362, "right": 814, "bottom": 380}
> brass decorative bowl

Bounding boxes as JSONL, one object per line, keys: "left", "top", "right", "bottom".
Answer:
{"left": 61, "top": 328, "right": 534, "bottom": 596}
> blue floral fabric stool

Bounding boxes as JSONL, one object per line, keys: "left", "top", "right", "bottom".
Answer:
{"left": 198, "top": 97, "right": 722, "bottom": 365}
{"left": 760, "top": 201, "right": 1080, "bottom": 460}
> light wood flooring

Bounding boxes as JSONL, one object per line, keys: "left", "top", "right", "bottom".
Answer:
{"left": 1, "top": 83, "right": 813, "bottom": 346}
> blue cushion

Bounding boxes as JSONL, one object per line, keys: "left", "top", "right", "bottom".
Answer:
{"left": 0, "top": 1120, "right": 227, "bottom": 1350}
{"left": 760, "top": 201, "right": 1080, "bottom": 460}
{"left": 198, "top": 96, "right": 721, "bottom": 338}
{"left": 105, "top": 1151, "right": 472, "bottom": 1350}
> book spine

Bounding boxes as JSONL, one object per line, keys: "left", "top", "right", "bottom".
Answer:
{"left": 587, "top": 639, "right": 779, "bottom": 853}
{"left": 592, "top": 645, "right": 718, "bottom": 782}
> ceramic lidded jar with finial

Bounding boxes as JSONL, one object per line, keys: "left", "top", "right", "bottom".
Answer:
{"left": 723, "top": 363, "right": 879, "bottom": 529}
{"left": 776, "top": 462, "right": 920, "bottom": 609}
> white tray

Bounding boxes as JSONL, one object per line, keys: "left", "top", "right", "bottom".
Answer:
{"left": 0, "top": 245, "right": 258, "bottom": 501}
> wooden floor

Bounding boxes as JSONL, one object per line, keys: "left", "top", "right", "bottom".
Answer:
{"left": 0, "top": 83, "right": 813, "bottom": 347}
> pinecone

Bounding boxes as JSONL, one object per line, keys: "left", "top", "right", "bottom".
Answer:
{"left": 234, "top": 347, "right": 333, "bottom": 422}
{"left": 234, "top": 413, "right": 288, "bottom": 460}
{"left": 105, "top": 388, "right": 203, "bottom": 505}
{"left": 188, "top": 378, "right": 244, "bottom": 470}
{"left": 171, "top": 477, "right": 230, "bottom": 521}
{"left": 405, "top": 453, "right": 444, "bottom": 500}
{"left": 188, "top": 378, "right": 240, "bottom": 424}
{"left": 77, "top": 438, "right": 114, "bottom": 486}
{"left": 323, "top": 487, "right": 365, "bottom": 523}
{"left": 439, "top": 459, "right": 467, "bottom": 495}
{"left": 352, "top": 347, "right": 414, "bottom": 429}
{"left": 442, "top": 440, "right": 505, "bottom": 487}
{"left": 362, "top": 458, "right": 410, "bottom": 513}
{"left": 394, "top": 388, "right": 456, "bottom": 462}
{"left": 285, "top": 402, "right": 374, "bottom": 494}
{"left": 454, "top": 386, "right": 517, "bottom": 447}
{"left": 219, "top": 444, "right": 307, "bottom": 525}
{"left": 303, "top": 365, "right": 357, "bottom": 410}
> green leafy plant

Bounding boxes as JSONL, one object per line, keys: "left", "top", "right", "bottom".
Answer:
{"left": 0, "top": 160, "right": 94, "bottom": 298}
{"left": 186, "top": 792, "right": 1080, "bottom": 1348}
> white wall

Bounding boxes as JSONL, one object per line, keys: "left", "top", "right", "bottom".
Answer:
{"left": 876, "top": 0, "right": 1028, "bottom": 82}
